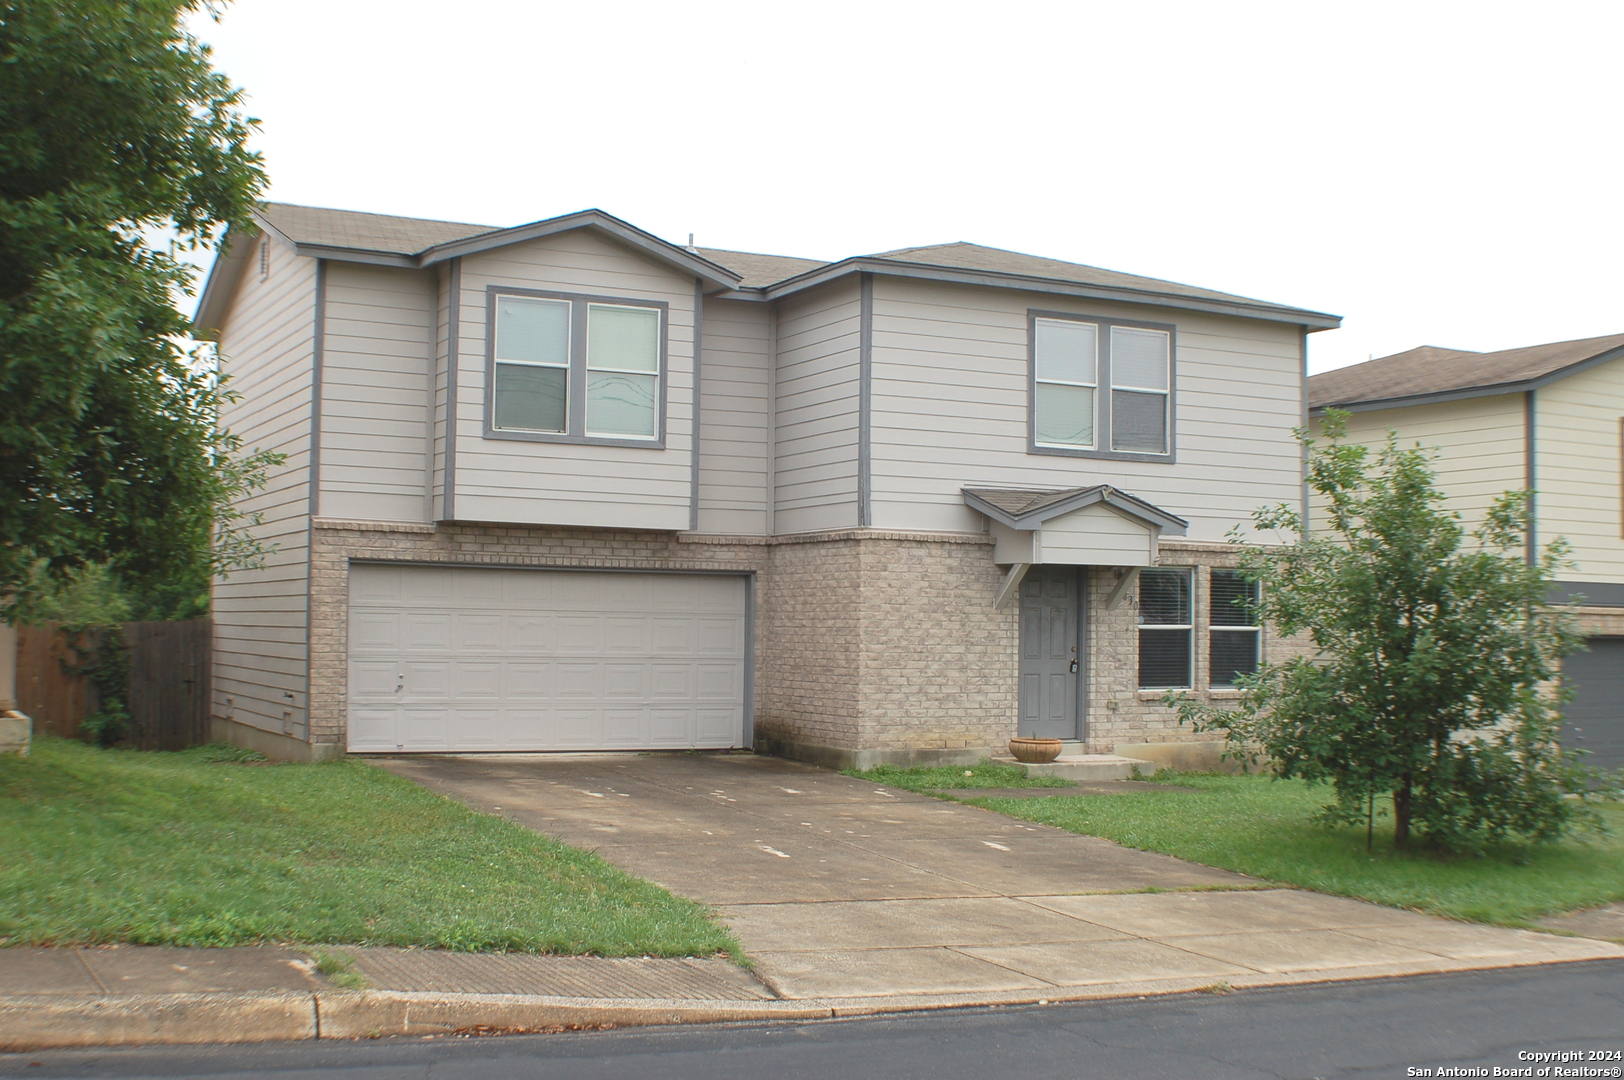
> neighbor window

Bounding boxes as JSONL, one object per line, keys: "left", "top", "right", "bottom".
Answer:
{"left": 1208, "top": 569, "right": 1260, "bottom": 687}
{"left": 1030, "top": 312, "right": 1173, "bottom": 458}
{"left": 489, "top": 289, "right": 664, "bottom": 443}
{"left": 1138, "top": 568, "right": 1193, "bottom": 689}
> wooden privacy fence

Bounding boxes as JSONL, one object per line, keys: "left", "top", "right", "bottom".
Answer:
{"left": 15, "top": 619, "right": 212, "bottom": 750}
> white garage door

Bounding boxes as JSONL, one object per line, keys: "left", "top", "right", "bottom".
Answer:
{"left": 346, "top": 565, "right": 748, "bottom": 753}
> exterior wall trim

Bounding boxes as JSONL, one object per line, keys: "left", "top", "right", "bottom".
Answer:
{"left": 690, "top": 276, "right": 703, "bottom": 531}
{"left": 858, "top": 272, "right": 874, "bottom": 527}
{"left": 1526, "top": 388, "right": 1537, "bottom": 565}
{"left": 443, "top": 257, "right": 461, "bottom": 521}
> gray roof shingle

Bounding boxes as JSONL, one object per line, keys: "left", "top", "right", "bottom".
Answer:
{"left": 1308, "top": 333, "right": 1624, "bottom": 410}
{"left": 693, "top": 247, "right": 829, "bottom": 289}
{"left": 257, "top": 203, "right": 496, "bottom": 256}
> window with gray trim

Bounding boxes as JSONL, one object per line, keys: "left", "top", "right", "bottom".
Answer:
{"left": 1030, "top": 312, "right": 1174, "bottom": 459}
{"left": 1209, "top": 569, "right": 1260, "bottom": 687}
{"left": 489, "top": 289, "right": 664, "bottom": 443}
{"left": 1138, "top": 568, "right": 1193, "bottom": 689}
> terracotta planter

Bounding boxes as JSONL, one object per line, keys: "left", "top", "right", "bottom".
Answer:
{"left": 1008, "top": 736, "right": 1063, "bottom": 764}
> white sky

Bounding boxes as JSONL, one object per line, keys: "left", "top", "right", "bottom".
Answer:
{"left": 189, "top": 0, "right": 1624, "bottom": 374}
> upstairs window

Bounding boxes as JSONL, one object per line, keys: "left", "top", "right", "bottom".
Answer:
{"left": 1033, "top": 318, "right": 1098, "bottom": 448}
{"left": 488, "top": 289, "right": 665, "bottom": 445}
{"left": 1030, "top": 312, "right": 1175, "bottom": 460}
{"left": 1138, "top": 568, "right": 1193, "bottom": 689}
{"left": 1110, "top": 326, "right": 1170, "bottom": 454}
{"left": 1209, "top": 569, "right": 1261, "bottom": 687}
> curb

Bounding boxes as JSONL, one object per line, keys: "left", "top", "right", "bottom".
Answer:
{"left": 3, "top": 953, "right": 1622, "bottom": 1052}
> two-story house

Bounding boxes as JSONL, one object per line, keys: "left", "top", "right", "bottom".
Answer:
{"left": 1309, "top": 336, "right": 1624, "bottom": 772}
{"left": 195, "top": 203, "right": 1339, "bottom": 768}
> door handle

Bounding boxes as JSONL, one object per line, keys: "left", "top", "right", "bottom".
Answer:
{"left": 395, "top": 674, "right": 404, "bottom": 693}
{"left": 1069, "top": 659, "right": 1079, "bottom": 673}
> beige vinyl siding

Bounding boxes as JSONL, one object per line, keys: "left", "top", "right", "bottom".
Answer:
{"left": 773, "top": 279, "right": 862, "bottom": 534}
{"left": 319, "top": 262, "right": 437, "bottom": 522}
{"left": 1310, "top": 394, "right": 1527, "bottom": 537}
{"left": 451, "top": 231, "right": 696, "bottom": 529}
{"left": 212, "top": 235, "right": 316, "bottom": 739}
{"left": 1536, "top": 359, "right": 1624, "bottom": 583}
{"left": 431, "top": 262, "right": 452, "bottom": 520}
{"left": 697, "top": 297, "right": 771, "bottom": 535}
{"left": 868, "top": 276, "right": 1304, "bottom": 541}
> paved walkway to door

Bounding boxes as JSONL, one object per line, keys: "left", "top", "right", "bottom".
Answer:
{"left": 377, "top": 753, "right": 1624, "bottom": 1004}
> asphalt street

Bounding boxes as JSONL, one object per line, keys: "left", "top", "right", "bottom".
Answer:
{"left": 3, "top": 960, "right": 1620, "bottom": 1080}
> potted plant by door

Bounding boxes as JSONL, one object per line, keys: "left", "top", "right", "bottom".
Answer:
{"left": 1007, "top": 736, "right": 1063, "bottom": 764}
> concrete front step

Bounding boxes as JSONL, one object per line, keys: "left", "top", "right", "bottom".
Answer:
{"left": 993, "top": 753, "right": 1157, "bottom": 781}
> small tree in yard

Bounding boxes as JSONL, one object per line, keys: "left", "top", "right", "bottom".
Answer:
{"left": 1176, "top": 412, "right": 1592, "bottom": 852}
{"left": 1, "top": 0, "right": 277, "bottom": 627}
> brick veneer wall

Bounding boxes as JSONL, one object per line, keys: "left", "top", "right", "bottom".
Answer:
{"left": 1086, "top": 541, "right": 1316, "bottom": 756}
{"left": 305, "top": 520, "right": 1014, "bottom": 764}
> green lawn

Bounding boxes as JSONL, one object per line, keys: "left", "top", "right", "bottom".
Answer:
{"left": 0, "top": 738, "right": 741, "bottom": 958}
{"left": 853, "top": 763, "right": 1624, "bottom": 927}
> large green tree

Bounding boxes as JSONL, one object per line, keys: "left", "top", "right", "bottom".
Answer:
{"left": 1, "top": 0, "right": 274, "bottom": 623}
{"left": 1177, "top": 414, "right": 1591, "bottom": 851}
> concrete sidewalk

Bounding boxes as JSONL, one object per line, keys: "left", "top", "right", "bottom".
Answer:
{"left": 5, "top": 753, "right": 1621, "bottom": 1051}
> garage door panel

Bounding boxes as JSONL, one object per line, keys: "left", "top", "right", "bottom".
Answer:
{"left": 603, "top": 709, "right": 645, "bottom": 745}
{"left": 648, "top": 709, "right": 688, "bottom": 742}
{"left": 351, "top": 613, "right": 399, "bottom": 652}
{"left": 352, "top": 661, "right": 399, "bottom": 699}
{"left": 697, "top": 708, "right": 739, "bottom": 743}
{"left": 696, "top": 618, "right": 742, "bottom": 655}
{"left": 697, "top": 663, "right": 742, "bottom": 700}
{"left": 400, "top": 568, "right": 454, "bottom": 605}
{"left": 555, "top": 709, "right": 603, "bottom": 747}
{"left": 554, "top": 615, "right": 605, "bottom": 653}
{"left": 603, "top": 663, "right": 649, "bottom": 698}
{"left": 349, "top": 709, "right": 396, "bottom": 751}
{"left": 451, "top": 661, "right": 501, "bottom": 701}
{"left": 454, "top": 614, "right": 502, "bottom": 653}
{"left": 603, "top": 616, "right": 650, "bottom": 653}
{"left": 402, "top": 614, "right": 452, "bottom": 651}
{"left": 508, "top": 616, "right": 553, "bottom": 653}
{"left": 650, "top": 664, "right": 692, "bottom": 698}
{"left": 347, "top": 566, "right": 746, "bottom": 753}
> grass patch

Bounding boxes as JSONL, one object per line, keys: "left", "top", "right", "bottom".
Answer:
{"left": 859, "top": 766, "right": 1624, "bottom": 926}
{"left": 309, "top": 949, "right": 369, "bottom": 990}
{"left": 844, "top": 759, "right": 1074, "bottom": 790}
{"left": 0, "top": 737, "right": 741, "bottom": 959}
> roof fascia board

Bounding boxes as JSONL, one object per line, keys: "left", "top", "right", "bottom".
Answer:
{"left": 288, "top": 244, "right": 418, "bottom": 268}
{"left": 417, "top": 212, "right": 742, "bottom": 289}
{"left": 193, "top": 226, "right": 254, "bottom": 338}
{"left": 764, "top": 258, "right": 1341, "bottom": 330}
{"left": 1309, "top": 346, "right": 1624, "bottom": 416}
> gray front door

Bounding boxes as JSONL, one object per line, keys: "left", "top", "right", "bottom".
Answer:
{"left": 1563, "top": 637, "right": 1624, "bottom": 774}
{"left": 1019, "top": 567, "right": 1080, "bottom": 740}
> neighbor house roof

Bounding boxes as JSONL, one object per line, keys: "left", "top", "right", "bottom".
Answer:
{"left": 198, "top": 202, "right": 1341, "bottom": 335}
{"left": 1308, "top": 333, "right": 1624, "bottom": 413}
{"left": 962, "top": 485, "right": 1188, "bottom": 535}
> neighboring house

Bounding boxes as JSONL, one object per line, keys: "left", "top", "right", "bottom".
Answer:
{"left": 1308, "top": 335, "right": 1624, "bottom": 772}
{"left": 195, "top": 202, "right": 1339, "bottom": 768}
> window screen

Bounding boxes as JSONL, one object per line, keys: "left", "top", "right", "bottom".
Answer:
{"left": 1138, "top": 568, "right": 1192, "bottom": 689}
{"left": 1033, "top": 318, "right": 1097, "bottom": 447}
{"left": 1209, "top": 569, "right": 1260, "bottom": 687}
{"left": 493, "top": 296, "right": 570, "bottom": 432}
{"left": 586, "top": 304, "right": 660, "bottom": 438}
{"left": 1110, "top": 326, "right": 1169, "bottom": 454}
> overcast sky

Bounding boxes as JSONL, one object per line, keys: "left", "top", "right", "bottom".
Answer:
{"left": 189, "top": 0, "right": 1623, "bottom": 374}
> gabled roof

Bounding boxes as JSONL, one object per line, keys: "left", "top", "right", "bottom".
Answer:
{"left": 962, "top": 485, "right": 1188, "bottom": 535}
{"left": 197, "top": 201, "right": 1341, "bottom": 335}
{"left": 1309, "top": 333, "right": 1624, "bottom": 413}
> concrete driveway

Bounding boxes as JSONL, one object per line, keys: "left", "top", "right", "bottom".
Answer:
{"left": 378, "top": 753, "right": 1623, "bottom": 1003}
